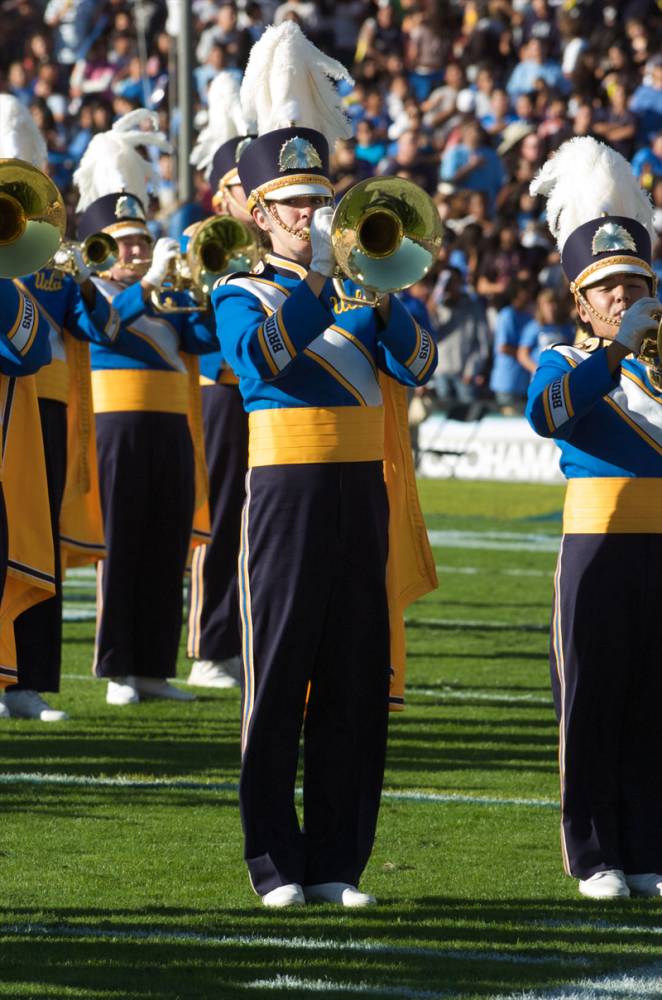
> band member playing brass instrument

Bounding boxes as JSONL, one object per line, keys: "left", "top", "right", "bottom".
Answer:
{"left": 211, "top": 23, "right": 437, "bottom": 908}
{"left": 72, "top": 110, "right": 219, "bottom": 707}
{"left": 527, "top": 137, "right": 662, "bottom": 900}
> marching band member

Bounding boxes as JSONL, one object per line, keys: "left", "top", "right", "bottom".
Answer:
{"left": 0, "top": 284, "right": 53, "bottom": 717}
{"left": 73, "top": 111, "right": 219, "bottom": 707}
{"left": 0, "top": 95, "right": 110, "bottom": 722}
{"left": 187, "top": 73, "right": 256, "bottom": 690}
{"left": 212, "top": 24, "right": 437, "bottom": 907}
{"left": 527, "top": 137, "right": 662, "bottom": 899}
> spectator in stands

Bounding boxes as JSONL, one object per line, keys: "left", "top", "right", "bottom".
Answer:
{"left": 354, "top": 119, "right": 387, "bottom": 168}
{"left": 44, "top": 0, "right": 99, "bottom": 67}
{"left": 196, "top": 1, "right": 251, "bottom": 69}
{"left": 330, "top": 137, "right": 372, "bottom": 196}
{"left": 378, "top": 127, "right": 437, "bottom": 194}
{"left": 516, "top": 288, "right": 575, "bottom": 377}
{"left": 506, "top": 38, "right": 568, "bottom": 100}
{"left": 421, "top": 62, "right": 464, "bottom": 135}
{"left": 475, "top": 221, "right": 532, "bottom": 312}
{"left": 403, "top": 5, "right": 445, "bottom": 101}
{"left": 273, "top": 0, "right": 321, "bottom": 38}
{"left": 631, "top": 129, "right": 662, "bottom": 188}
{"left": 480, "top": 87, "right": 516, "bottom": 140}
{"left": 430, "top": 266, "right": 490, "bottom": 409}
{"left": 488, "top": 279, "right": 533, "bottom": 415}
{"left": 630, "top": 54, "right": 662, "bottom": 143}
{"left": 440, "top": 120, "right": 505, "bottom": 213}
{"left": 355, "top": 1, "right": 403, "bottom": 70}
{"left": 592, "top": 81, "right": 637, "bottom": 160}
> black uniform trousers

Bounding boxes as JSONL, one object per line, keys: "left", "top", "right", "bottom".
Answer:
{"left": 94, "top": 411, "right": 194, "bottom": 679}
{"left": 550, "top": 532, "right": 662, "bottom": 878}
{"left": 188, "top": 383, "right": 248, "bottom": 661}
{"left": 12, "top": 398, "right": 67, "bottom": 692}
{"left": 238, "top": 460, "right": 390, "bottom": 896}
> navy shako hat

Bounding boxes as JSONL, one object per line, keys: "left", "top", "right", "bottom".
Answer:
{"left": 77, "top": 191, "right": 151, "bottom": 242}
{"left": 238, "top": 127, "right": 333, "bottom": 212}
{"left": 562, "top": 215, "right": 655, "bottom": 292}
{"left": 209, "top": 135, "right": 256, "bottom": 195}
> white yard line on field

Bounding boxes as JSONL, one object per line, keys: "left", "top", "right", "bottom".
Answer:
{"left": 240, "top": 976, "right": 450, "bottom": 998}
{"left": 428, "top": 530, "right": 560, "bottom": 553}
{"left": 406, "top": 617, "right": 549, "bottom": 632}
{"left": 436, "top": 565, "right": 553, "bottom": 577}
{"left": 493, "top": 960, "right": 662, "bottom": 999}
{"left": 0, "top": 922, "right": 590, "bottom": 969}
{"left": 0, "top": 770, "right": 558, "bottom": 809}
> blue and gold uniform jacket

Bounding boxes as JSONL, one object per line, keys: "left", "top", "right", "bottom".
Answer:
{"left": 87, "top": 277, "right": 218, "bottom": 415}
{"left": 526, "top": 339, "right": 662, "bottom": 533}
{"left": 0, "top": 280, "right": 50, "bottom": 377}
{"left": 212, "top": 252, "right": 436, "bottom": 419}
{"left": 17, "top": 269, "right": 117, "bottom": 403}
{"left": 212, "top": 252, "right": 439, "bottom": 709}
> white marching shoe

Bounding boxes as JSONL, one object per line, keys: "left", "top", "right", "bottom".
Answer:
{"left": 106, "top": 676, "right": 140, "bottom": 706}
{"left": 303, "top": 882, "right": 377, "bottom": 907}
{"left": 134, "top": 676, "right": 195, "bottom": 701}
{"left": 578, "top": 869, "right": 630, "bottom": 899}
{"left": 3, "top": 689, "right": 69, "bottom": 721}
{"left": 186, "top": 657, "right": 241, "bottom": 689}
{"left": 626, "top": 873, "right": 662, "bottom": 897}
{"left": 262, "top": 883, "right": 305, "bottom": 908}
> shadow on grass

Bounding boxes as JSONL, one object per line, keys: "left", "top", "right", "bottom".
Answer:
{"left": 0, "top": 898, "right": 659, "bottom": 1000}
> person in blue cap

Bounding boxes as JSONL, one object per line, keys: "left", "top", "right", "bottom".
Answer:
{"left": 527, "top": 136, "right": 662, "bottom": 900}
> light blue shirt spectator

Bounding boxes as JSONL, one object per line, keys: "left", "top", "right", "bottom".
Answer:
{"left": 440, "top": 122, "right": 505, "bottom": 213}
{"left": 489, "top": 300, "right": 531, "bottom": 398}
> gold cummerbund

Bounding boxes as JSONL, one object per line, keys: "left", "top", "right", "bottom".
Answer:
{"left": 563, "top": 477, "right": 662, "bottom": 534}
{"left": 35, "top": 359, "right": 69, "bottom": 403}
{"left": 248, "top": 405, "right": 385, "bottom": 467}
{"left": 91, "top": 369, "right": 189, "bottom": 414}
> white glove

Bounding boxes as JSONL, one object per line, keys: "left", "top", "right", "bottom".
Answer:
{"left": 53, "top": 245, "right": 92, "bottom": 284}
{"left": 142, "top": 237, "right": 179, "bottom": 288}
{"left": 614, "top": 296, "right": 660, "bottom": 354}
{"left": 309, "top": 206, "right": 335, "bottom": 277}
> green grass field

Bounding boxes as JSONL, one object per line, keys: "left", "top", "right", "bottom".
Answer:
{"left": 1, "top": 479, "right": 661, "bottom": 1000}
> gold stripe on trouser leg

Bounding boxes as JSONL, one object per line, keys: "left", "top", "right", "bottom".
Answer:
{"left": 238, "top": 470, "right": 255, "bottom": 755}
{"left": 186, "top": 543, "right": 206, "bottom": 658}
{"left": 92, "top": 559, "right": 104, "bottom": 676}
{"left": 552, "top": 537, "right": 572, "bottom": 875}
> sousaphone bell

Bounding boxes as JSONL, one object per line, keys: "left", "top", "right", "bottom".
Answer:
{"left": 0, "top": 158, "right": 66, "bottom": 277}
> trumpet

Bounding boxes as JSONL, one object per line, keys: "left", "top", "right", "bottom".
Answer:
{"left": 151, "top": 215, "right": 260, "bottom": 313}
{"left": 52, "top": 232, "right": 119, "bottom": 278}
{"left": 331, "top": 177, "right": 443, "bottom": 307}
{"left": 0, "top": 158, "right": 66, "bottom": 277}
{"left": 639, "top": 313, "right": 662, "bottom": 390}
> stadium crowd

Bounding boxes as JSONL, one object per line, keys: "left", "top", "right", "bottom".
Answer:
{"left": 0, "top": 0, "right": 661, "bottom": 420}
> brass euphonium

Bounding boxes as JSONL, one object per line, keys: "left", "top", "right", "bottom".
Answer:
{"left": 151, "top": 215, "right": 260, "bottom": 313}
{"left": 53, "top": 232, "right": 119, "bottom": 278}
{"left": 331, "top": 176, "right": 444, "bottom": 307}
{"left": 638, "top": 312, "right": 662, "bottom": 390}
{"left": 0, "top": 158, "right": 66, "bottom": 277}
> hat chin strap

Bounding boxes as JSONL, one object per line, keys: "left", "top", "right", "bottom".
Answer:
{"left": 574, "top": 287, "right": 621, "bottom": 329}
{"left": 214, "top": 183, "right": 250, "bottom": 219}
{"left": 256, "top": 195, "right": 311, "bottom": 242}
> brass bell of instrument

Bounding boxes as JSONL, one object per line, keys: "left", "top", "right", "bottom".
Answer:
{"left": 151, "top": 215, "right": 260, "bottom": 313}
{"left": 54, "top": 232, "right": 119, "bottom": 277}
{"left": 638, "top": 312, "right": 662, "bottom": 391}
{"left": 331, "top": 176, "right": 444, "bottom": 307}
{"left": 0, "top": 158, "right": 66, "bottom": 277}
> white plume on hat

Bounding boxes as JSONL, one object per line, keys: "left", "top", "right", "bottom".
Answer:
{"left": 240, "top": 22, "right": 353, "bottom": 148}
{"left": 530, "top": 136, "right": 654, "bottom": 253}
{"left": 73, "top": 108, "right": 173, "bottom": 212}
{"left": 0, "top": 94, "right": 47, "bottom": 168}
{"left": 190, "top": 72, "right": 251, "bottom": 178}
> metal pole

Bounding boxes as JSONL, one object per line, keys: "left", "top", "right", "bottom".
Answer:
{"left": 177, "top": 0, "right": 193, "bottom": 204}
